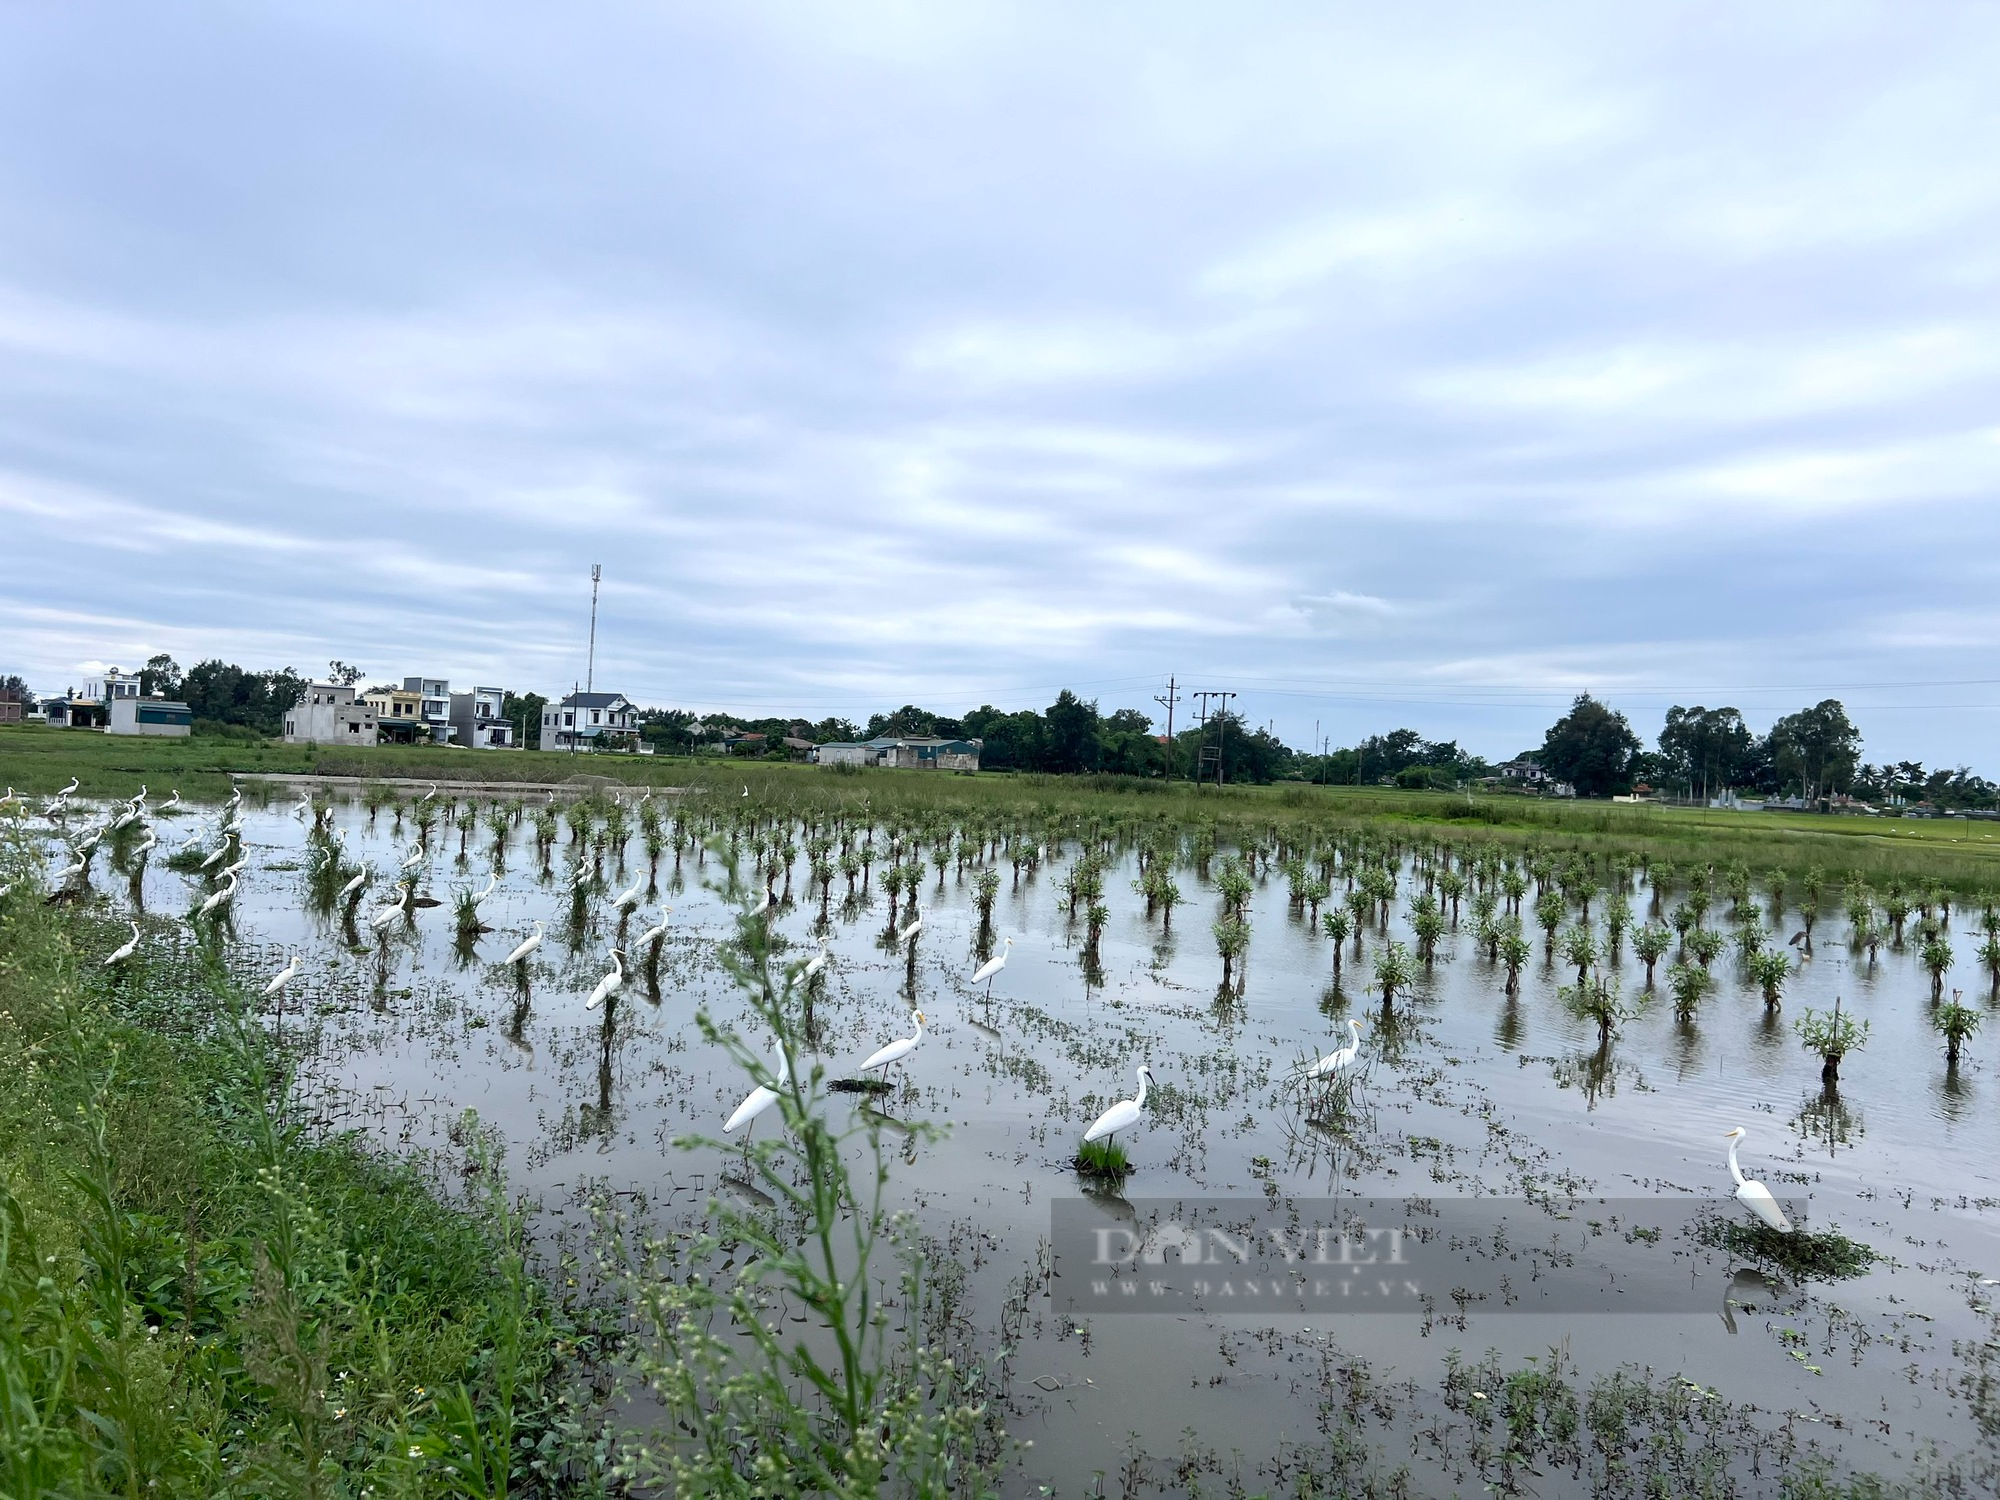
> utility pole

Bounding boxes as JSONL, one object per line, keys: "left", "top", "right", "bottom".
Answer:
{"left": 1154, "top": 676, "right": 1181, "bottom": 781}
{"left": 585, "top": 563, "right": 602, "bottom": 694}
{"left": 1192, "top": 689, "right": 1237, "bottom": 786}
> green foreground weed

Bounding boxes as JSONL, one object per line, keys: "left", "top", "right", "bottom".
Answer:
{"left": 0, "top": 836, "right": 599, "bottom": 1496}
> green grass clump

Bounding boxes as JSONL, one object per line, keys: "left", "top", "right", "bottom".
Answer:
{"left": 1073, "top": 1138, "right": 1132, "bottom": 1179}
{"left": 1698, "top": 1218, "right": 1878, "bottom": 1282}
{"left": 0, "top": 838, "right": 597, "bottom": 1494}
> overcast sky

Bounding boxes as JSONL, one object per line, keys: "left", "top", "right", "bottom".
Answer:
{"left": 5, "top": 4, "right": 1999, "bottom": 764}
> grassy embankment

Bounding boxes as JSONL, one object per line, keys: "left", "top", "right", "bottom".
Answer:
{"left": 5, "top": 723, "right": 1995, "bottom": 890}
{"left": 0, "top": 822, "right": 598, "bottom": 1494}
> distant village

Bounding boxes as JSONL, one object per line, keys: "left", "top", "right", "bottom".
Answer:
{"left": 3, "top": 663, "right": 987, "bottom": 771}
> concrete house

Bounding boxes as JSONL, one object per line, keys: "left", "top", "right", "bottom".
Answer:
{"left": 813, "top": 735, "right": 982, "bottom": 771}
{"left": 361, "top": 684, "right": 424, "bottom": 741}
{"left": 108, "top": 695, "right": 192, "bottom": 737}
{"left": 58, "top": 667, "right": 143, "bottom": 729}
{"left": 402, "top": 676, "right": 455, "bottom": 744}
{"left": 284, "top": 682, "right": 379, "bottom": 746}
{"left": 449, "top": 687, "right": 515, "bottom": 748}
{"left": 542, "top": 691, "right": 639, "bottom": 751}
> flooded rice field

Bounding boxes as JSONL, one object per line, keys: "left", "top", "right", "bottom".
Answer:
{"left": 30, "top": 784, "right": 2000, "bottom": 1494}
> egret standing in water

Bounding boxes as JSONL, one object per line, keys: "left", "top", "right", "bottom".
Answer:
{"left": 504, "top": 921, "right": 545, "bottom": 966}
{"left": 611, "top": 875, "right": 644, "bottom": 912}
{"left": 898, "top": 909, "right": 924, "bottom": 943}
{"left": 972, "top": 937, "right": 1013, "bottom": 998}
{"left": 369, "top": 882, "right": 413, "bottom": 931}
{"left": 262, "top": 951, "right": 302, "bottom": 997}
{"left": 859, "top": 1010, "right": 925, "bottom": 1083}
{"left": 196, "top": 872, "right": 238, "bottom": 920}
{"left": 1085, "top": 1066, "right": 1155, "bottom": 1146}
{"left": 632, "top": 909, "right": 672, "bottom": 949}
{"left": 1301, "top": 1019, "right": 1364, "bottom": 1080}
{"left": 798, "top": 938, "right": 830, "bottom": 986}
{"left": 1723, "top": 1127, "right": 1793, "bottom": 1232}
{"left": 104, "top": 922, "right": 140, "bottom": 966}
{"left": 339, "top": 862, "right": 372, "bottom": 901}
{"left": 586, "top": 950, "right": 626, "bottom": 1010}
{"left": 724, "top": 1041, "right": 789, "bottom": 1137}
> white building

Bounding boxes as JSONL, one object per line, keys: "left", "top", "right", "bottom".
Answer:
{"left": 108, "top": 696, "right": 192, "bottom": 737}
{"left": 284, "top": 682, "right": 380, "bottom": 745}
{"left": 449, "top": 686, "right": 515, "bottom": 748}
{"left": 542, "top": 691, "right": 639, "bottom": 751}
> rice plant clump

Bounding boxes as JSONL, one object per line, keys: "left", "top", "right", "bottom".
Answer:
{"left": 1074, "top": 1137, "right": 1133, "bottom": 1179}
{"left": 1697, "top": 1218, "right": 1877, "bottom": 1283}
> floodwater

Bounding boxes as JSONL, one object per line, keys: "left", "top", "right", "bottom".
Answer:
{"left": 31, "top": 790, "right": 2000, "bottom": 1494}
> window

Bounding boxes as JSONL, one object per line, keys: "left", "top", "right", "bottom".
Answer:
{"left": 564, "top": 713, "right": 574, "bottom": 727}
{"left": 592, "top": 711, "right": 601, "bottom": 724}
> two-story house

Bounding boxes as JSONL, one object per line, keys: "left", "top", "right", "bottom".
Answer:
{"left": 284, "top": 682, "right": 379, "bottom": 745}
{"left": 542, "top": 691, "right": 639, "bottom": 752}
{"left": 449, "top": 686, "right": 515, "bottom": 748}
{"left": 402, "top": 676, "right": 455, "bottom": 744}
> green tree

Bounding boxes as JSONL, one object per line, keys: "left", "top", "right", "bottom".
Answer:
{"left": 141, "top": 652, "right": 183, "bottom": 698}
{"left": 962, "top": 705, "right": 1045, "bottom": 771}
{"left": 1768, "top": 699, "right": 1862, "bottom": 804}
{"left": 1042, "top": 690, "right": 1103, "bottom": 774}
{"left": 181, "top": 659, "right": 305, "bottom": 736}
{"left": 1539, "top": 694, "right": 1642, "bottom": 798}
{"left": 1658, "top": 705, "right": 1752, "bottom": 801}
{"left": 503, "top": 691, "right": 549, "bottom": 747}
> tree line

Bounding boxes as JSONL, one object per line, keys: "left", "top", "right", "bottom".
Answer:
{"left": 6, "top": 653, "right": 1987, "bottom": 808}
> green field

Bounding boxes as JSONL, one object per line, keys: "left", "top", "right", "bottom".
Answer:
{"left": 5, "top": 723, "right": 1995, "bottom": 889}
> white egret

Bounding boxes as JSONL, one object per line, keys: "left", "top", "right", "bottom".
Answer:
{"left": 339, "top": 863, "right": 372, "bottom": 900}
{"left": 798, "top": 938, "right": 830, "bottom": 986}
{"left": 104, "top": 921, "right": 141, "bottom": 966}
{"left": 54, "top": 857, "right": 85, "bottom": 884}
{"left": 470, "top": 873, "right": 498, "bottom": 906}
{"left": 262, "top": 951, "right": 302, "bottom": 996}
{"left": 503, "top": 921, "right": 545, "bottom": 965}
{"left": 585, "top": 950, "right": 626, "bottom": 1010}
{"left": 197, "top": 872, "right": 238, "bottom": 919}
{"left": 369, "top": 883, "right": 412, "bottom": 930}
{"left": 220, "top": 857, "right": 248, "bottom": 879}
{"left": 1301, "top": 1019, "right": 1365, "bottom": 1080}
{"left": 724, "top": 1042, "right": 790, "bottom": 1135}
{"left": 0, "top": 787, "right": 17, "bottom": 811}
{"left": 200, "top": 843, "right": 231, "bottom": 871}
{"left": 747, "top": 892, "right": 771, "bottom": 918}
{"left": 633, "top": 909, "right": 673, "bottom": 948}
{"left": 161, "top": 790, "right": 181, "bottom": 813}
{"left": 1085, "top": 1066, "right": 1156, "bottom": 1145}
{"left": 294, "top": 793, "right": 313, "bottom": 818}
{"left": 177, "top": 827, "right": 205, "bottom": 854}
{"left": 133, "top": 830, "right": 157, "bottom": 858}
{"left": 971, "top": 937, "right": 1013, "bottom": 995}
{"left": 898, "top": 909, "right": 924, "bottom": 943}
{"left": 611, "top": 875, "right": 644, "bottom": 911}
{"left": 57, "top": 777, "right": 79, "bottom": 798}
{"left": 399, "top": 846, "right": 427, "bottom": 872}
{"left": 420, "top": 782, "right": 438, "bottom": 804}
{"left": 741, "top": 785, "right": 749, "bottom": 798}
{"left": 1723, "top": 1127, "right": 1793, "bottom": 1233}
{"left": 859, "top": 1009, "right": 925, "bottom": 1080}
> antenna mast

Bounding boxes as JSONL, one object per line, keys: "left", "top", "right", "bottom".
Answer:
{"left": 586, "top": 563, "right": 602, "bottom": 694}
